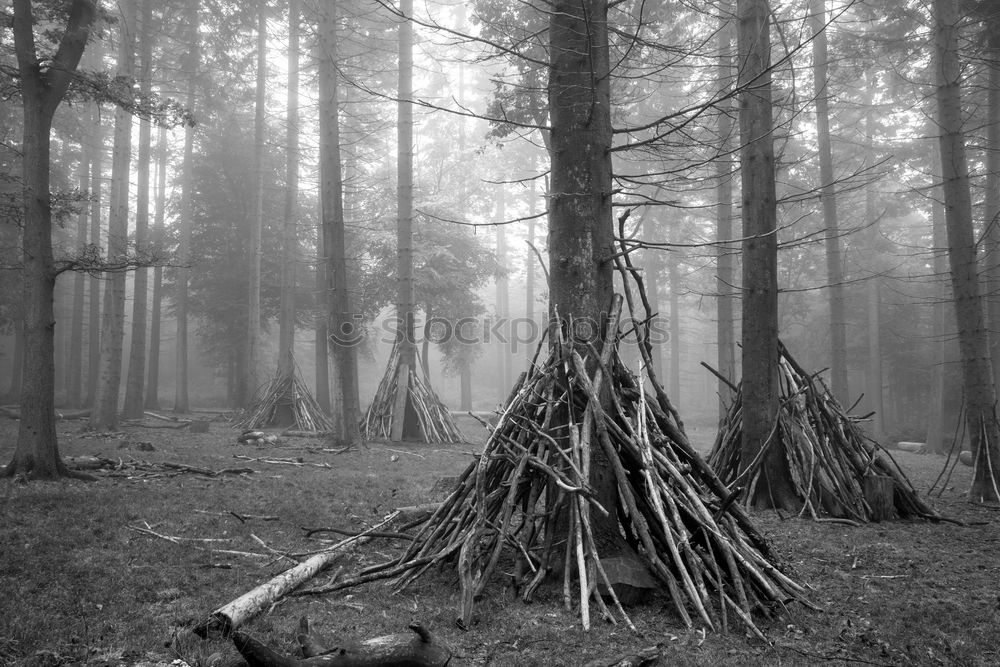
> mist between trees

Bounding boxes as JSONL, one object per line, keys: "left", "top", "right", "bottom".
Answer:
{"left": 2, "top": 0, "right": 999, "bottom": 499}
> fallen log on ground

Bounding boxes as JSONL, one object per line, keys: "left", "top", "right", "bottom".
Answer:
{"left": 231, "top": 617, "right": 451, "bottom": 667}
{"left": 193, "top": 512, "right": 400, "bottom": 639}
{"left": 1, "top": 407, "right": 91, "bottom": 420}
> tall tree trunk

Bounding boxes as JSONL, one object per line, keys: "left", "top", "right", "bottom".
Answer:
{"left": 934, "top": 0, "right": 1000, "bottom": 502}
{"left": 87, "top": 105, "right": 102, "bottom": 406}
{"left": 319, "top": 0, "right": 361, "bottom": 444}
{"left": 810, "top": 0, "right": 848, "bottom": 402}
{"left": 7, "top": 0, "right": 96, "bottom": 478}
{"left": 737, "top": 0, "right": 795, "bottom": 509}
{"left": 145, "top": 125, "right": 167, "bottom": 410}
{"left": 278, "top": 0, "right": 300, "bottom": 380}
{"left": 67, "top": 148, "right": 88, "bottom": 407}
{"left": 244, "top": 0, "right": 266, "bottom": 407}
{"left": 392, "top": 0, "right": 420, "bottom": 440}
{"left": 123, "top": 0, "right": 153, "bottom": 419}
{"left": 174, "top": 0, "right": 198, "bottom": 414}
{"left": 494, "top": 186, "right": 510, "bottom": 402}
{"left": 667, "top": 222, "right": 681, "bottom": 402}
{"left": 90, "top": 0, "right": 137, "bottom": 430}
{"left": 862, "top": 90, "right": 884, "bottom": 437}
{"left": 548, "top": 0, "right": 616, "bottom": 543}
{"left": 715, "top": 11, "right": 737, "bottom": 418}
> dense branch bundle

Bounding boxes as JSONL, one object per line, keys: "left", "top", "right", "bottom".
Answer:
{"left": 307, "top": 298, "right": 811, "bottom": 638}
{"left": 235, "top": 367, "right": 335, "bottom": 432}
{"left": 362, "top": 343, "right": 463, "bottom": 443}
{"left": 708, "top": 343, "right": 940, "bottom": 522}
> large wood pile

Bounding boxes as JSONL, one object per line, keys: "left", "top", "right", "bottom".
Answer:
{"left": 306, "top": 297, "right": 812, "bottom": 638}
{"left": 362, "top": 343, "right": 463, "bottom": 443}
{"left": 235, "top": 368, "right": 334, "bottom": 432}
{"left": 707, "top": 343, "right": 940, "bottom": 522}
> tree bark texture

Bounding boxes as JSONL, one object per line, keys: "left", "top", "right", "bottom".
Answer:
{"left": 985, "top": 28, "right": 1000, "bottom": 388}
{"left": 548, "top": 0, "right": 618, "bottom": 546}
{"left": 809, "top": 0, "right": 848, "bottom": 403}
{"left": 737, "top": 0, "right": 796, "bottom": 509}
{"left": 8, "top": 0, "right": 96, "bottom": 478}
{"left": 934, "top": 0, "right": 1000, "bottom": 502}
{"left": 319, "top": 0, "right": 361, "bottom": 444}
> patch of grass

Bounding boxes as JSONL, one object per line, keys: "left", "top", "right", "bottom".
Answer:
{"left": 1, "top": 416, "right": 999, "bottom": 665}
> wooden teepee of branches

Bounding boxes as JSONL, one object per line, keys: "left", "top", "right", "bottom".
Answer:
{"left": 310, "top": 295, "right": 813, "bottom": 638}
{"left": 235, "top": 365, "right": 334, "bottom": 433}
{"left": 362, "top": 343, "right": 463, "bottom": 443}
{"left": 707, "top": 343, "right": 941, "bottom": 523}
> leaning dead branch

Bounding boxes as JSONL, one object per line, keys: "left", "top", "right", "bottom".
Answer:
{"left": 707, "top": 342, "right": 941, "bottom": 522}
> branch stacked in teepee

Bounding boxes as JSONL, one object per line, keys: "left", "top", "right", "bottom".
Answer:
{"left": 235, "top": 367, "right": 334, "bottom": 432}
{"left": 362, "top": 343, "right": 463, "bottom": 443}
{"left": 304, "top": 296, "right": 812, "bottom": 638}
{"left": 707, "top": 343, "right": 940, "bottom": 522}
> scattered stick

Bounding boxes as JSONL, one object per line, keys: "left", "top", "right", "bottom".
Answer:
{"left": 127, "top": 523, "right": 270, "bottom": 560}
{"left": 233, "top": 455, "right": 333, "bottom": 469}
{"left": 194, "top": 509, "right": 280, "bottom": 522}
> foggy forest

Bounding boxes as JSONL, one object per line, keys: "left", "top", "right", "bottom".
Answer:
{"left": 1, "top": 0, "right": 1000, "bottom": 665}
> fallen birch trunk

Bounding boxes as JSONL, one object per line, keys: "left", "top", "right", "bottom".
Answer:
{"left": 232, "top": 620, "right": 451, "bottom": 667}
{"left": 193, "top": 512, "right": 399, "bottom": 639}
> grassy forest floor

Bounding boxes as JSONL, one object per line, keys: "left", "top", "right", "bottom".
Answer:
{"left": 1, "top": 414, "right": 998, "bottom": 666}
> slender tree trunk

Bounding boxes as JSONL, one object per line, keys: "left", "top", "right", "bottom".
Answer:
{"left": 716, "top": 11, "right": 737, "bottom": 417}
{"left": 392, "top": 0, "right": 420, "bottom": 440}
{"left": 738, "top": 0, "right": 795, "bottom": 509}
{"left": 810, "top": 0, "right": 848, "bottom": 402}
{"left": 495, "top": 186, "right": 510, "bottom": 401}
{"left": 123, "top": 0, "right": 153, "bottom": 418}
{"left": 667, "top": 222, "right": 681, "bottom": 402}
{"left": 90, "top": 0, "right": 136, "bottom": 430}
{"left": 87, "top": 105, "right": 102, "bottom": 406}
{"left": 926, "top": 195, "right": 963, "bottom": 452}
{"left": 145, "top": 125, "right": 167, "bottom": 410}
{"left": 67, "top": 149, "right": 88, "bottom": 407}
{"left": 174, "top": 0, "right": 198, "bottom": 414}
{"left": 7, "top": 0, "right": 95, "bottom": 478}
{"left": 862, "top": 92, "right": 884, "bottom": 437}
{"left": 243, "top": 0, "right": 266, "bottom": 407}
{"left": 934, "top": 0, "right": 1000, "bottom": 502}
{"left": 319, "top": 0, "right": 361, "bottom": 444}
{"left": 279, "top": 0, "right": 300, "bottom": 380}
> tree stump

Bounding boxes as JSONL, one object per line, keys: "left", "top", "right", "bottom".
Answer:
{"left": 863, "top": 475, "right": 896, "bottom": 521}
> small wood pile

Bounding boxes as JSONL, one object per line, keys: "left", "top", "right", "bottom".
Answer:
{"left": 362, "top": 343, "right": 463, "bottom": 443}
{"left": 707, "top": 343, "right": 940, "bottom": 522}
{"left": 235, "top": 368, "right": 334, "bottom": 433}
{"left": 309, "top": 296, "right": 812, "bottom": 638}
